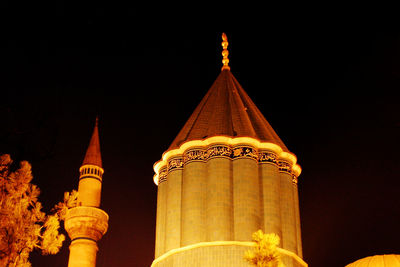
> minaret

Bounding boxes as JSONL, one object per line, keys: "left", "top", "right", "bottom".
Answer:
{"left": 65, "top": 118, "right": 109, "bottom": 267}
{"left": 152, "top": 34, "right": 307, "bottom": 267}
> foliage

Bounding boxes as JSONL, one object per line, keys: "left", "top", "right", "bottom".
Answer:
{"left": 244, "top": 230, "right": 285, "bottom": 267}
{"left": 0, "top": 154, "right": 71, "bottom": 266}
{"left": 53, "top": 190, "right": 78, "bottom": 221}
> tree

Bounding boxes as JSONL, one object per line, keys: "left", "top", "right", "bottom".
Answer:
{"left": 244, "top": 230, "right": 285, "bottom": 267}
{"left": 0, "top": 154, "right": 66, "bottom": 266}
{"left": 53, "top": 189, "right": 78, "bottom": 221}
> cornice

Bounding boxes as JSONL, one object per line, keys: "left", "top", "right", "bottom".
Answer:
{"left": 153, "top": 136, "right": 301, "bottom": 185}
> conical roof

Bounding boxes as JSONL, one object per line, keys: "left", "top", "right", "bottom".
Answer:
{"left": 168, "top": 69, "right": 288, "bottom": 152}
{"left": 82, "top": 118, "right": 102, "bottom": 167}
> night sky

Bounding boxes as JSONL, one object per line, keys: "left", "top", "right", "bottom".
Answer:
{"left": 2, "top": 5, "right": 400, "bottom": 267}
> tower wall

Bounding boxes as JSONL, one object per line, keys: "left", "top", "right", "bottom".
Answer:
{"left": 155, "top": 167, "right": 167, "bottom": 258}
{"left": 164, "top": 160, "right": 183, "bottom": 252}
{"left": 181, "top": 158, "right": 206, "bottom": 246}
{"left": 259, "top": 151, "right": 282, "bottom": 237}
{"left": 293, "top": 183, "right": 303, "bottom": 258}
{"left": 279, "top": 161, "right": 298, "bottom": 267}
{"left": 206, "top": 155, "right": 233, "bottom": 241}
{"left": 153, "top": 137, "right": 303, "bottom": 267}
{"left": 232, "top": 151, "right": 260, "bottom": 241}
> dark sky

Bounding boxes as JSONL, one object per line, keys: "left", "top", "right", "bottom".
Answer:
{"left": 2, "top": 4, "right": 400, "bottom": 267}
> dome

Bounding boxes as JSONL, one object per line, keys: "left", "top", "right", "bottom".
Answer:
{"left": 346, "top": 255, "right": 400, "bottom": 267}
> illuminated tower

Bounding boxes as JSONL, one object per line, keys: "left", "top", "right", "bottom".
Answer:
{"left": 151, "top": 34, "right": 307, "bottom": 267}
{"left": 65, "top": 118, "right": 109, "bottom": 267}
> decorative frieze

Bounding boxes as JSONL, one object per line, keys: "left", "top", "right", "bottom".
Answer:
{"left": 153, "top": 137, "right": 301, "bottom": 185}
{"left": 205, "top": 145, "right": 233, "bottom": 159}
{"left": 258, "top": 151, "right": 278, "bottom": 164}
{"left": 158, "top": 167, "right": 168, "bottom": 184}
{"left": 278, "top": 160, "right": 292, "bottom": 174}
{"left": 183, "top": 145, "right": 259, "bottom": 164}
{"left": 167, "top": 158, "right": 184, "bottom": 172}
{"left": 158, "top": 145, "right": 298, "bottom": 184}
{"left": 183, "top": 148, "right": 206, "bottom": 164}
{"left": 232, "top": 146, "right": 258, "bottom": 160}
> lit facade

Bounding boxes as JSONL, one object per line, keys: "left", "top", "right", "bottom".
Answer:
{"left": 152, "top": 35, "right": 307, "bottom": 267}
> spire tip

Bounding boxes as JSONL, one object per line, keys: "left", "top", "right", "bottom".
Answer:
{"left": 221, "top": 33, "right": 230, "bottom": 71}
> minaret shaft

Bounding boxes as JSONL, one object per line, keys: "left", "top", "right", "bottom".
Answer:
{"left": 78, "top": 164, "right": 104, "bottom": 207}
{"left": 68, "top": 239, "right": 98, "bottom": 267}
{"left": 66, "top": 120, "right": 108, "bottom": 267}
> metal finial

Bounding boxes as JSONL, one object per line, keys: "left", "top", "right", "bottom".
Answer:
{"left": 221, "top": 33, "right": 230, "bottom": 71}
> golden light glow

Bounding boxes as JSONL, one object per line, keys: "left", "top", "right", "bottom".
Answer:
{"left": 221, "top": 33, "right": 230, "bottom": 70}
{"left": 153, "top": 136, "right": 301, "bottom": 185}
{"left": 151, "top": 241, "right": 308, "bottom": 267}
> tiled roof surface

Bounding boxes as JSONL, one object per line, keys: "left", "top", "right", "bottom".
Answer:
{"left": 168, "top": 69, "right": 288, "bottom": 151}
{"left": 82, "top": 119, "right": 102, "bottom": 167}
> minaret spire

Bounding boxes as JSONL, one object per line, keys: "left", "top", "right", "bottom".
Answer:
{"left": 82, "top": 116, "right": 102, "bottom": 167}
{"left": 221, "top": 32, "right": 230, "bottom": 71}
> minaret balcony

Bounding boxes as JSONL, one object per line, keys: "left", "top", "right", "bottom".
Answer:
{"left": 65, "top": 206, "right": 109, "bottom": 242}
